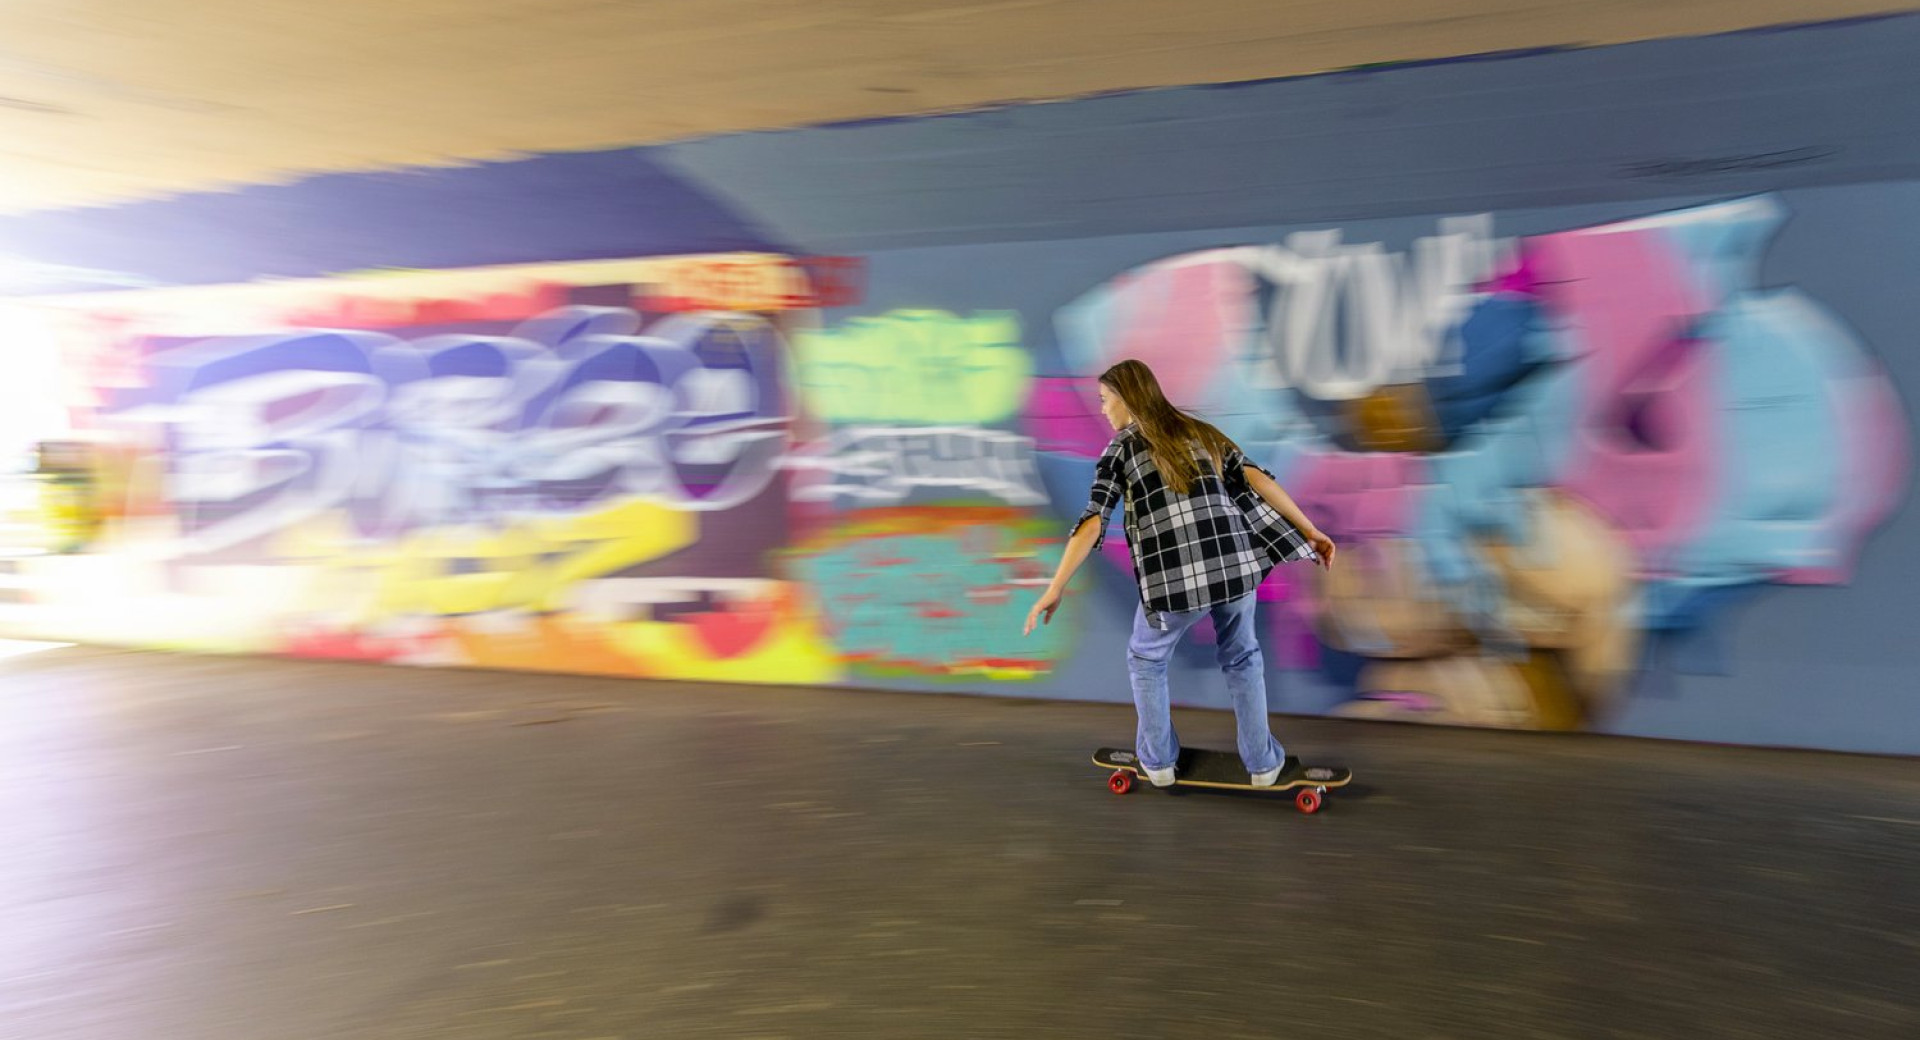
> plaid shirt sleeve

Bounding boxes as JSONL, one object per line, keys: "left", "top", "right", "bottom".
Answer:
{"left": 1070, "top": 436, "right": 1127, "bottom": 549}
{"left": 1223, "top": 446, "right": 1316, "bottom": 566}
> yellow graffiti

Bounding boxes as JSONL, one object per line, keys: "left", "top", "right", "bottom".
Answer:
{"left": 428, "top": 588, "right": 843, "bottom": 683}
{"left": 283, "top": 499, "right": 697, "bottom": 624}
{"left": 606, "top": 606, "right": 843, "bottom": 684}
{"left": 36, "top": 476, "right": 101, "bottom": 553}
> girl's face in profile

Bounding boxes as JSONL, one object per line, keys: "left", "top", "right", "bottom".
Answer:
{"left": 1098, "top": 382, "right": 1130, "bottom": 431}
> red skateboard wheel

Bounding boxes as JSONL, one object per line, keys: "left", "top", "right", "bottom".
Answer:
{"left": 1108, "top": 771, "right": 1133, "bottom": 795}
{"left": 1295, "top": 787, "right": 1323, "bottom": 814}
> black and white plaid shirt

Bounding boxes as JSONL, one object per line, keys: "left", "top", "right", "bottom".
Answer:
{"left": 1073, "top": 425, "right": 1314, "bottom": 624}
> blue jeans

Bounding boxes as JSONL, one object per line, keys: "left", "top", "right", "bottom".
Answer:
{"left": 1127, "top": 593, "right": 1285, "bottom": 775}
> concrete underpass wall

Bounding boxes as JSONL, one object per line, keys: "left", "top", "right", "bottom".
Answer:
{"left": 3, "top": 17, "right": 1916, "bottom": 754}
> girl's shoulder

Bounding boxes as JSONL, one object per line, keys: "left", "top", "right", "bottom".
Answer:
{"left": 1102, "top": 425, "right": 1143, "bottom": 454}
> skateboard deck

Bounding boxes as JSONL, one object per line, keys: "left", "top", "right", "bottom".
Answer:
{"left": 1092, "top": 747, "right": 1353, "bottom": 813}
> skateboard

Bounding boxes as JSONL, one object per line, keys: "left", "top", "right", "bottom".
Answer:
{"left": 1092, "top": 747, "right": 1353, "bottom": 813}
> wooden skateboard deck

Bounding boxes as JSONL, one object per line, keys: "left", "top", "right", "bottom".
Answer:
{"left": 1093, "top": 746, "right": 1353, "bottom": 813}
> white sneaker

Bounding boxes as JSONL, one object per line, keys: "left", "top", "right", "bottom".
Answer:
{"left": 1250, "top": 764, "right": 1282, "bottom": 787}
{"left": 1144, "top": 764, "right": 1176, "bottom": 787}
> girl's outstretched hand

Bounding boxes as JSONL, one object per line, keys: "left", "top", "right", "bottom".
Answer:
{"left": 1305, "top": 528, "right": 1337, "bottom": 569}
{"left": 1023, "top": 589, "right": 1062, "bottom": 636}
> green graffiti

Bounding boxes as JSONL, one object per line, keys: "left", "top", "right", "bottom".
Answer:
{"left": 793, "top": 309, "right": 1032, "bottom": 425}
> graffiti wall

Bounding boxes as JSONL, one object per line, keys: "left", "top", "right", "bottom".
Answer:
{"left": 4, "top": 189, "right": 1916, "bottom": 753}
{"left": 1027, "top": 197, "right": 1909, "bottom": 737}
{"left": 2, "top": 254, "right": 860, "bottom": 682}
{"left": 2, "top": 251, "right": 1082, "bottom": 688}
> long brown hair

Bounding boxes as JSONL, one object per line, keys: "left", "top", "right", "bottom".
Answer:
{"left": 1099, "top": 359, "right": 1238, "bottom": 495}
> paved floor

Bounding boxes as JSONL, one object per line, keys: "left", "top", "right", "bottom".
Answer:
{"left": 2, "top": 645, "right": 1916, "bottom": 1039}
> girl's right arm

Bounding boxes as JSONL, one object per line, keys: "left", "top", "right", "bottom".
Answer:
{"left": 1024, "top": 519, "right": 1102, "bottom": 635}
{"left": 1244, "top": 465, "right": 1337, "bottom": 567}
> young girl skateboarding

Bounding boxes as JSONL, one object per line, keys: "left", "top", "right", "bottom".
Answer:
{"left": 1023, "top": 360, "right": 1335, "bottom": 787}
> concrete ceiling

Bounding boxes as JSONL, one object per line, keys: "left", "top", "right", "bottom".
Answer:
{"left": 1, "top": 0, "right": 1912, "bottom": 215}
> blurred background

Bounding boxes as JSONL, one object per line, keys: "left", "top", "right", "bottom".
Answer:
{"left": 1, "top": 3, "right": 1918, "bottom": 1037}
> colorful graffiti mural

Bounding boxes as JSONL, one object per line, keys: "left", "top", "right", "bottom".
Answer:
{"left": 0, "top": 255, "right": 1068, "bottom": 684}
{"left": 0, "top": 196, "right": 1909, "bottom": 740}
{"left": 1, "top": 255, "right": 840, "bottom": 679}
{"left": 779, "top": 308, "right": 1063, "bottom": 677}
{"left": 1036, "top": 195, "right": 1909, "bottom": 729}
{"left": 783, "top": 506, "right": 1060, "bottom": 680}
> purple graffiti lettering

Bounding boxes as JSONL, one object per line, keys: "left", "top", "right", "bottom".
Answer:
{"left": 109, "top": 307, "right": 793, "bottom": 555}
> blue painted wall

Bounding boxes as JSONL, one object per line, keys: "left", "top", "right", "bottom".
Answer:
{"left": 830, "top": 185, "right": 1919, "bottom": 753}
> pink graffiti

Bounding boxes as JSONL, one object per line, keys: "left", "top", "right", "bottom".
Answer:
{"left": 1067, "top": 256, "right": 1252, "bottom": 404}
{"left": 1025, "top": 377, "right": 1112, "bottom": 457}
{"left": 1284, "top": 450, "right": 1429, "bottom": 541}
{"left": 1526, "top": 230, "right": 1718, "bottom": 570}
